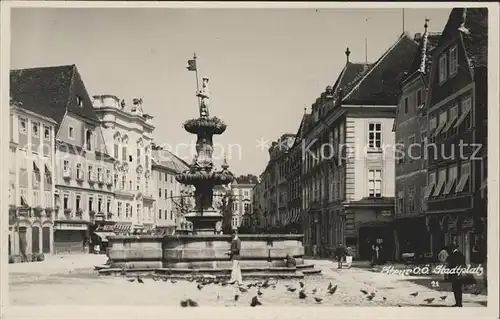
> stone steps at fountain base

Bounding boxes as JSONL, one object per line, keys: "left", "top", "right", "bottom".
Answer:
{"left": 97, "top": 266, "right": 317, "bottom": 279}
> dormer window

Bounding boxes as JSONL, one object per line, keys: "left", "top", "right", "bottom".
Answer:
{"left": 76, "top": 96, "right": 83, "bottom": 107}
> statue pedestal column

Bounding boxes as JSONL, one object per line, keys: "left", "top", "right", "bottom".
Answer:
{"left": 184, "top": 210, "right": 223, "bottom": 235}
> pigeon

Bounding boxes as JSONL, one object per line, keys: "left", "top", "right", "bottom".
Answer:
{"left": 287, "top": 287, "right": 297, "bottom": 292}
{"left": 180, "top": 300, "right": 188, "bottom": 307}
{"left": 250, "top": 296, "right": 262, "bottom": 307}
{"left": 127, "top": 278, "right": 135, "bottom": 283}
{"left": 187, "top": 277, "right": 195, "bottom": 282}
{"left": 137, "top": 276, "right": 144, "bottom": 284}
{"left": 257, "top": 288, "right": 263, "bottom": 296}
{"left": 367, "top": 295, "right": 375, "bottom": 301}
{"left": 314, "top": 297, "right": 323, "bottom": 303}
{"left": 162, "top": 277, "right": 168, "bottom": 282}
{"left": 370, "top": 292, "right": 376, "bottom": 297}
{"left": 261, "top": 279, "right": 270, "bottom": 288}
{"left": 383, "top": 297, "right": 387, "bottom": 301}
{"left": 327, "top": 285, "right": 338, "bottom": 295}
{"left": 171, "top": 279, "right": 177, "bottom": 284}
{"left": 197, "top": 284, "right": 204, "bottom": 290}
{"left": 221, "top": 281, "right": 228, "bottom": 286}
{"left": 360, "top": 289, "right": 368, "bottom": 295}
{"left": 187, "top": 299, "right": 198, "bottom": 307}
{"left": 299, "top": 281, "right": 305, "bottom": 288}
{"left": 152, "top": 276, "right": 160, "bottom": 282}
{"left": 424, "top": 298, "right": 435, "bottom": 304}
{"left": 410, "top": 292, "right": 418, "bottom": 297}
{"left": 440, "top": 296, "right": 447, "bottom": 300}
{"left": 239, "top": 286, "right": 248, "bottom": 293}
{"left": 299, "top": 290, "right": 307, "bottom": 299}
{"left": 234, "top": 294, "right": 239, "bottom": 301}
{"left": 311, "top": 288, "right": 317, "bottom": 294}
{"left": 327, "top": 282, "right": 333, "bottom": 290}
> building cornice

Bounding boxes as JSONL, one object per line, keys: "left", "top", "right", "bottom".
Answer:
{"left": 10, "top": 105, "right": 57, "bottom": 125}
{"left": 95, "top": 107, "right": 155, "bottom": 130}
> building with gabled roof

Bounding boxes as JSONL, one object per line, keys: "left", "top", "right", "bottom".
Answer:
{"left": 151, "top": 146, "right": 193, "bottom": 234}
{"left": 10, "top": 64, "right": 115, "bottom": 254}
{"left": 301, "top": 33, "right": 418, "bottom": 259}
{"left": 393, "top": 19, "right": 442, "bottom": 261}
{"left": 424, "top": 8, "right": 488, "bottom": 265}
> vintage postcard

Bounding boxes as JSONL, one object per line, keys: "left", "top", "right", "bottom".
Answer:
{"left": 1, "top": 1, "right": 498, "bottom": 319}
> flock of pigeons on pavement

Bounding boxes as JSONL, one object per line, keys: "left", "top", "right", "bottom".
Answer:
{"left": 122, "top": 275, "right": 465, "bottom": 307}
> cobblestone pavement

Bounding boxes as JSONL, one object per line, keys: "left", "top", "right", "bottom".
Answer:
{"left": 9, "top": 256, "right": 487, "bottom": 307}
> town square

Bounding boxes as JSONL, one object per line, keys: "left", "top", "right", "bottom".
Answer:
{"left": 2, "top": 2, "right": 496, "bottom": 314}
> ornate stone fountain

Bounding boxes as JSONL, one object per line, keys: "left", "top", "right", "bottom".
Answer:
{"left": 100, "top": 59, "right": 321, "bottom": 279}
{"left": 175, "top": 76, "right": 234, "bottom": 235}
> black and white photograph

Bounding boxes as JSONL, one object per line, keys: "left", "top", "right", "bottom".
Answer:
{"left": 1, "top": 2, "right": 498, "bottom": 318}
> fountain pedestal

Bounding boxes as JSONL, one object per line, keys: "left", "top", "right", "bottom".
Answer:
{"left": 184, "top": 211, "right": 222, "bottom": 235}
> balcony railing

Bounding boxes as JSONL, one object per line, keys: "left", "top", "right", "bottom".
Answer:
{"left": 63, "top": 170, "right": 72, "bottom": 179}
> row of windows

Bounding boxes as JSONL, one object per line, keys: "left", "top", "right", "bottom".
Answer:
{"left": 158, "top": 209, "right": 174, "bottom": 220}
{"left": 113, "top": 144, "right": 150, "bottom": 166}
{"left": 426, "top": 161, "right": 471, "bottom": 199}
{"left": 114, "top": 174, "right": 149, "bottom": 194}
{"left": 19, "top": 118, "right": 51, "bottom": 141}
{"left": 429, "top": 96, "right": 472, "bottom": 141}
{"left": 62, "top": 192, "right": 111, "bottom": 214}
{"left": 63, "top": 160, "right": 113, "bottom": 184}
{"left": 396, "top": 187, "right": 425, "bottom": 215}
{"left": 158, "top": 188, "right": 174, "bottom": 199}
{"left": 403, "top": 88, "right": 424, "bottom": 114}
{"left": 438, "top": 44, "right": 459, "bottom": 84}
{"left": 17, "top": 188, "right": 51, "bottom": 207}
{"left": 232, "top": 202, "right": 252, "bottom": 213}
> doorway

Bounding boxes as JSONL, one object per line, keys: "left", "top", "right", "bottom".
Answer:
{"left": 18, "top": 227, "right": 27, "bottom": 258}
{"left": 32, "top": 226, "right": 40, "bottom": 254}
{"left": 42, "top": 226, "right": 51, "bottom": 253}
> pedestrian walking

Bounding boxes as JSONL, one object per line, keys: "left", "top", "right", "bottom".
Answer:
{"left": 228, "top": 230, "right": 242, "bottom": 284}
{"left": 438, "top": 246, "right": 449, "bottom": 281}
{"left": 447, "top": 244, "right": 466, "bottom": 307}
{"left": 334, "top": 244, "right": 348, "bottom": 269}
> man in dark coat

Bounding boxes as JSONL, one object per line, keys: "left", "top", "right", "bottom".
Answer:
{"left": 447, "top": 244, "right": 466, "bottom": 307}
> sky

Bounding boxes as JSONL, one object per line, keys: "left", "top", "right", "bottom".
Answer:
{"left": 10, "top": 7, "right": 452, "bottom": 176}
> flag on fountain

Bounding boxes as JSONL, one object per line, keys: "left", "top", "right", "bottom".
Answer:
{"left": 187, "top": 59, "right": 197, "bottom": 71}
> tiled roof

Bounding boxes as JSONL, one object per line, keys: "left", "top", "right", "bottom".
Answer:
{"left": 405, "top": 31, "right": 442, "bottom": 82}
{"left": 333, "top": 62, "right": 372, "bottom": 101}
{"left": 10, "top": 65, "right": 100, "bottom": 132}
{"left": 439, "top": 8, "right": 487, "bottom": 69}
{"left": 152, "top": 149, "right": 189, "bottom": 173}
{"left": 341, "top": 34, "right": 419, "bottom": 105}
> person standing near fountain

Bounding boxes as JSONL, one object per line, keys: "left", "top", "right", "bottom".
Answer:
{"left": 228, "top": 230, "right": 242, "bottom": 284}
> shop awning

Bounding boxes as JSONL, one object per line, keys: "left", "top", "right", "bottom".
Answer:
{"left": 454, "top": 105, "right": 471, "bottom": 128}
{"left": 94, "top": 232, "right": 112, "bottom": 242}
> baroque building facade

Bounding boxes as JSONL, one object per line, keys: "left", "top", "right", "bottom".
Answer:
{"left": 93, "top": 95, "right": 155, "bottom": 235}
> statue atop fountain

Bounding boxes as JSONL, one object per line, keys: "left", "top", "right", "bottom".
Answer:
{"left": 176, "top": 72, "right": 234, "bottom": 235}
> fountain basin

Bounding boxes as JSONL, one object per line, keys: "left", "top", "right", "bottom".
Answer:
{"left": 102, "top": 234, "right": 321, "bottom": 278}
{"left": 183, "top": 117, "right": 226, "bottom": 135}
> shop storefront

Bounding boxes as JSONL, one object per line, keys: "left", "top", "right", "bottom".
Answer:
{"left": 90, "top": 221, "right": 116, "bottom": 254}
{"left": 114, "top": 223, "right": 132, "bottom": 235}
{"left": 53, "top": 221, "right": 89, "bottom": 254}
